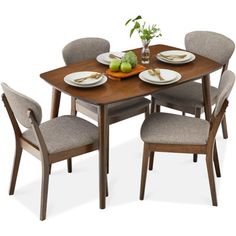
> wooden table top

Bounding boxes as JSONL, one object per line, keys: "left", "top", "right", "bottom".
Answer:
{"left": 40, "top": 44, "right": 222, "bottom": 105}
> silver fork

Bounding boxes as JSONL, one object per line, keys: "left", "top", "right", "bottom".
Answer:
{"left": 109, "top": 53, "right": 122, "bottom": 59}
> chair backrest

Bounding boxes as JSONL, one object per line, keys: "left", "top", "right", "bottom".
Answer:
{"left": 214, "top": 70, "right": 235, "bottom": 117}
{"left": 1, "top": 83, "right": 42, "bottom": 128}
{"left": 185, "top": 31, "right": 235, "bottom": 65}
{"left": 62, "top": 37, "right": 110, "bottom": 65}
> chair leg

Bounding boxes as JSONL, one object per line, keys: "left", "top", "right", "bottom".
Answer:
{"left": 49, "top": 164, "right": 52, "bottom": 174}
{"left": 193, "top": 154, "right": 198, "bottom": 163}
{"left": 145, "top": 106, "right": 149, "bottom": 119}
{"left": 106, "top": 174, "right": 109, "bottom": 197}
{"left": 148, "top": 152, "right": 155, "bottom": 170}
{"left": 106, "top": 126, "right": 110, "bottom": 174}
{"left": 67, "top": 159, "right": 72, "bottom": 173}
{"left": 66, "top": 97, "right": 77, "bottom": 173}
{"left": 71, "top": 97, "right": 77, "bottom": 116}
{"left": 140, "top": 144, "right": 150, "bottom": 200}
{"left": 149, "top": 98, "right": 158, "bottom": 170}
{"left": 40, "top": 163, "right": 50, "bottom": 221}
{"left": 221, "top": 114, "right": 228, "bottom": 139}
{"left": 9, "top": 143, "right": 22, "bottom": 195}
{"left": 193, "top": 108, "right": 201, "bottom": 162}
{"left": 150, "top": 96, "right": 156, "bottom": 113}
{"left": 206, "top": 156, "right": 217, "bottom": 206}
{"left": 213, "top": 142, "right": 221, "bottom": 177}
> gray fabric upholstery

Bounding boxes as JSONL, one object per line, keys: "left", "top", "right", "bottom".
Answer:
{"left": 153, "top": 31, "right": 235, "bottom": 114}
{"left": 185, "top": 31, "right": 235, "bottom": 65}
{"left": 62, "top": 37, "right": 110, "bottom": 65}
{"left": 1, "top": 83, "right": 42, "bottom": 128}
{"left": 152, "top": 82, "right": 218, "bottom": 114}
{"left": 214, "top": 70, "right": 235, "bottom": 116}
{"left": 63, "top": 37, "right": 150, "bottom": 122}
{"left": 23, "top": 115, "right": 98, "bottom": 154}
{"left": 141, "top": 113, "right": 210, "bottom": 145}
{"left": 77, "top": 97, "right": 150, "bottom": 118}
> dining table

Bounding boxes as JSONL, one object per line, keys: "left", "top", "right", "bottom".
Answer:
{"left": 40, "top": 44, "right": 222, "bottom": 209}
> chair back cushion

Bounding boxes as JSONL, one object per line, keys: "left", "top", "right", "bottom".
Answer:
{"left": 1, "top": 83, "right": 42, "bottom": 128}
{"left": 185, "top": 31, "right": 235, "bottom": 65}
{"left": 214, "top": 70, "right": 235, "bottom": 116}
{"left": 62, "top": 37, "right": 110, "bottom": 65}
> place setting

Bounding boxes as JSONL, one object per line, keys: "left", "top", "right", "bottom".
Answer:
{"left": 64, "top": 71, "right": 107, "bottom": 88}
{"left": 156, "top": 50, "right": 196, "bottom": 64}
{"left": 96, "top": 52, "right": 125, "bottom": 65}
{"left": 139, "top": 68, "right": 181, "bottom": 85}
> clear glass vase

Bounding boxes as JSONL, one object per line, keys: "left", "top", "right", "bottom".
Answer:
{"left": 141, "top": 39, "right": 151, "bottom": 64}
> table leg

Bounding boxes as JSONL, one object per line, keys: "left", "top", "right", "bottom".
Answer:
{"left": 50, "top": 88, "right": 61, "bottom": 119}
{"left": 98, "top": 104, "right": 108, "bottom": 209}
{"left": 202, "top": 74, "right": 212, "bottom": 121}
{"left": 50, "top": 88, "right": 61, "bottom": 174}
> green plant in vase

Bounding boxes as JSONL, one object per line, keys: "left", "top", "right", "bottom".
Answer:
{"left": 125, "top": 15, "right": 161, "bottom": 64}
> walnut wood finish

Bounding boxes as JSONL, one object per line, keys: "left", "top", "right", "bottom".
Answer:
{"left": 40, "top": 44, "right": 222, "bottom": 210}
{"left": 40, "top": 44, "right": 221, "bottom": 105}
{"left": 50, "top": 88, "right": 72, "bottom": 173}
{"left": 51, "top": 88, "right": 61, "bottom": 118}
{"left": 140, "top": 100, "right": 229, "bottom": 206}
{"left": 2, "top": 93, "right": 102, "bottom": 220}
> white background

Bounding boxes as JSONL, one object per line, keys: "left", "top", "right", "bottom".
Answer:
{"left": 0, "top": 0, "right": 235, "bottom": 235}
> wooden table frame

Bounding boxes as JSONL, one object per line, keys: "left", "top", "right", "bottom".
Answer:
{"left": 40, "top": 44, "right": 222, "bottom": 209}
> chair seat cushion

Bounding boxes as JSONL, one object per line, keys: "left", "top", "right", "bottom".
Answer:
{"left": 76, "top": 97, "right": 150, "bottom": 118}
{"left": 141, "top": 113, "right": 210, "bottom": 145}
{"left": 22, "top": 116, "right": 98, "bottom": 154}
{"left": 152, "top": 81, "right": 218, "bottom": 114}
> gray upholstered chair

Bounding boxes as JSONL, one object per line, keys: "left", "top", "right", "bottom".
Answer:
{"left": 151, "top": 31, "right": 235, "bottom": 162}
{"left": 1, "top": 83, "right": 104, "bottom": 220}
{"left": 139, "top": 70, "right": 235, "bottom": 206}
{"left": 63, "top": 37, "right": 150, "bottom": 173}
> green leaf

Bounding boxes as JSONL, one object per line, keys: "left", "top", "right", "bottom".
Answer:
{"left": 130, "top": 28, "right": 135, "bottom": 37}
{"left": 133, "top": 15, "right": 142, "bottom": 21}
{"left": 125, "top": 18, "right": 132, "bottom": 25}
{"left": 134, "top": 21, "right": 140, "bottom": 29}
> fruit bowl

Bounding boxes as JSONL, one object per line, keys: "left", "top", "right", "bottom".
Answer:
{"left": 106, "top": 65, "right": 146, "bottom": 80}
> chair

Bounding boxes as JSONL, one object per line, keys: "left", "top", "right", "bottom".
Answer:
{"left": 1, "top": 83, "right": 104, "bottom": 220}
{"left": 151, "top": 31, "right": 235, "bottom": 163}
{"left": 63, "top": 37, "right": 150, "bottom": 173}
{"left": 139, "top": 70, "right": 235, "bottom": 206}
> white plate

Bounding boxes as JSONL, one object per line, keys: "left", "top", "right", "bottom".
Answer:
{"left": 64, "top": 72, "right": 107, "bottom": 88}
{"left": 143, "top": 69, "right": 177, "bottom": 83}
{"left": 139, "top": 70, "right": 181, "bottom": 85}
{"left": 64, "top": 71, "right": 103, "bottom": 86}
{"left": 96, "top": 52, "right": 124, "bottom": 65}
{"left": 156, "top": 50, "right": 195, "bottom": 64}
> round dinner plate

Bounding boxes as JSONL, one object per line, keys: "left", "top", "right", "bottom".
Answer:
{"left": 96, "top": 52, "right": 125, "bottom": 65}
{"left": 64, "top": 71, "right": 103, "bottom": 85}
{"left": 139, "top": 69, "right": 182, "bottom": 85}
{"left": 156, "top": 50, "right": 195, "bottom": 64}
{"left": 64, "top": 71, "right": 107, "bottom": 88}
{"left": 143, "top": 69, "right": 177, "bottom": 83}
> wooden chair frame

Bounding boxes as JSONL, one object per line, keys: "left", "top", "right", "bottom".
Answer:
{"left": 152, "top": 63, "right": 229, "bottom": 164}
{"left": 2, "top": 93, "right": 106, "bottom": 220}
{"left": 140, "top": 99, "right": 229, "bottom": 206}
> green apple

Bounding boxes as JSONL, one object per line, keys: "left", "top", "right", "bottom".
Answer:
{"left": 109, "top": 59, "right": 121, "bottom": 71}
{"left": 120, "top": 62, "right": 132, "bottom": 73}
